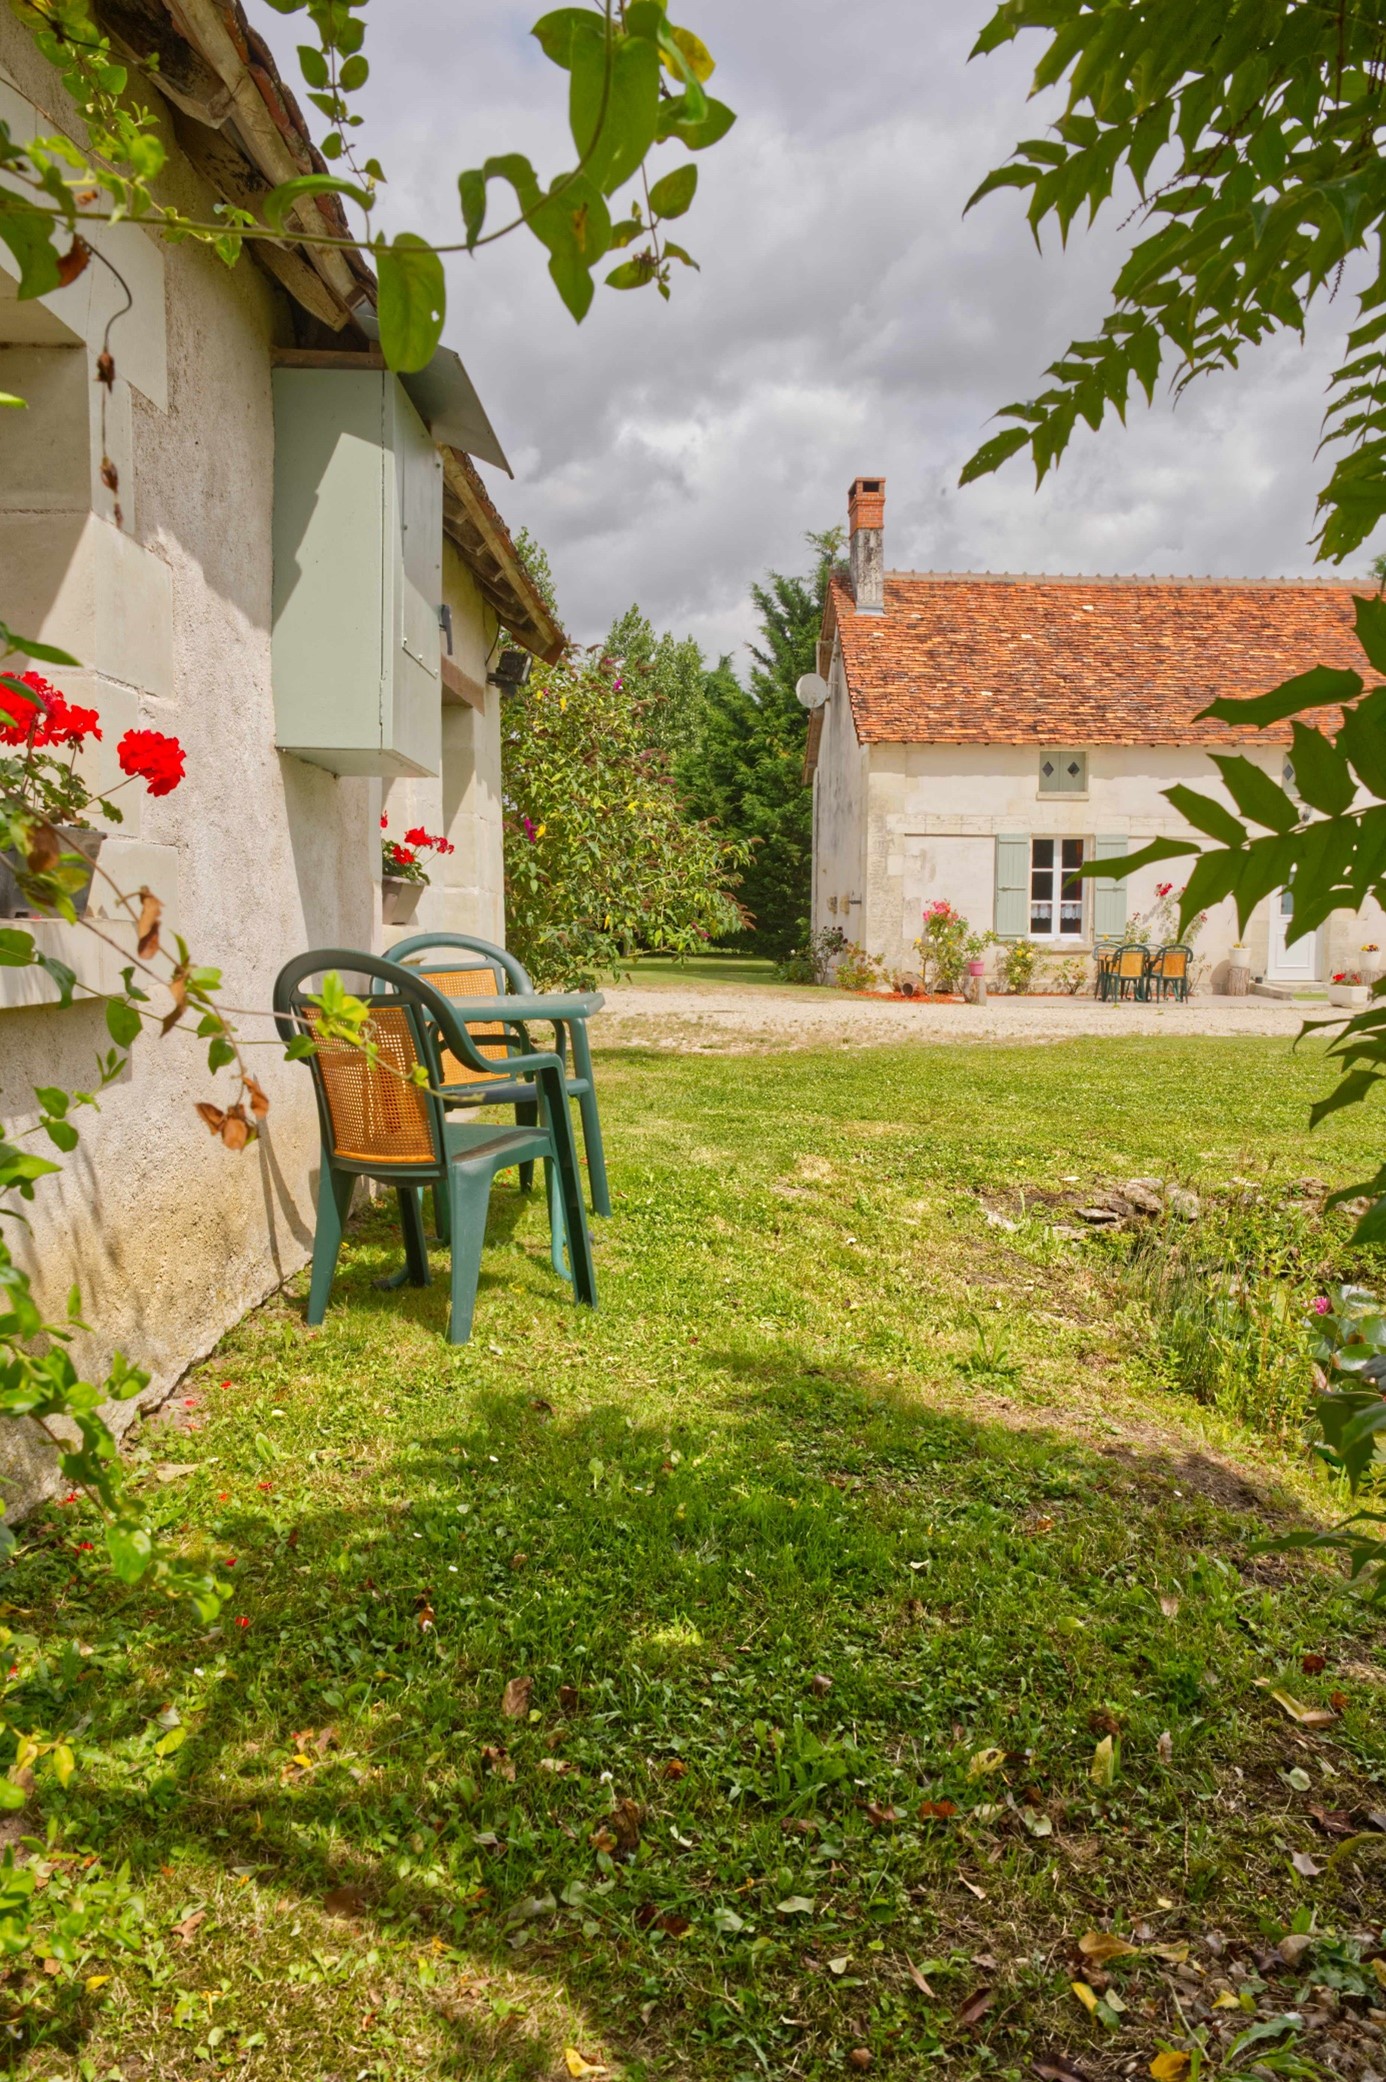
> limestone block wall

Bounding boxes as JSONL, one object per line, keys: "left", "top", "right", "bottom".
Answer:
{"left": 0, "top": 27, "right": 506, "bottom": 1516}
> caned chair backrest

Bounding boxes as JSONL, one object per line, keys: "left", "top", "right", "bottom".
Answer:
{"left": 309, "top": 1002, "right": 437, "bottom": 1164}
{"left": 273, "top": 951, "right": 489, "bottom": 1174}
{"left": 1116, "top": 944, "right": 1147, "bottom": 978}
{"left": 414, "top": 965, "right": 512, "bottom": 1085}
{"left": 1156, "top": 944, "right": 1190, "bottom": 979}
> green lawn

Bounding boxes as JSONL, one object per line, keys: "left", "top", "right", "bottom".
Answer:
{"left": 8, "top": 1037, "right": 1386, "bottom": 2082}
{"left": 614, "top": 952, "right": 784, "bottom": 987}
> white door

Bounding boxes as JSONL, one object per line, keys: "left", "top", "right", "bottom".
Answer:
{"left": 1268, "top": 887, "right": 1321, "bottom": 981}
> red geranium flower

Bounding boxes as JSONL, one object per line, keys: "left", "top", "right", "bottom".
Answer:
{"left": 0, "top": 673, "right": 101, "bottom": 748}
{"left": 388, "top": 845, "right": 417, "bottom": 869}
{"left": 404, "top": 825, "right": 430, "bottom": 847}
{"left": 117, "top": 728, "right": 186, "bottom": 796}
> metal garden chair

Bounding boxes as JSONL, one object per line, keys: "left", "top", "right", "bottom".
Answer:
{"left": 1101, "top": 943, "right": 1150, "bottom": 1001}
{"left": 384, "top": 930, "right": 611, "bottom": 1217}
{"left": 272, "top": 950, "right": 596, "bottom": 1344}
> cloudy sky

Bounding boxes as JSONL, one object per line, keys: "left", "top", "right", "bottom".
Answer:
{"left": 252, "top": 1, "right": 1371, "bottom": 666}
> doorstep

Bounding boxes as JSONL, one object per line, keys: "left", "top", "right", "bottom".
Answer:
{"left": 1251, "top": 981, "right": 1327, "bottom": 1002}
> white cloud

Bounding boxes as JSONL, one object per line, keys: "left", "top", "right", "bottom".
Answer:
{"left": 250, "top": 0, "right": 1384, "bottom": 665}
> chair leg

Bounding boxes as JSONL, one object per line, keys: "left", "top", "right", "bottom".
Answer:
{"left": 431, "top": 1181, "right": 450, "bottom": 1246}
{"left": 543, "top": 1068, "right": 597, "bottom": 1310}
{"left": 398, "top": 1187, "right": 432, "bottom": 1286}
{"left": 568, "top": 1024, "right": 612, "bottom": 1217}
{"left": 307, "top": 1165, "right": 355, "bottom": 1324}
{"left": 445, "top": 1165, "right": 494, "bottom": 1344}
{"left": 544, "top": 1156, "right": 572, "bottom": 1282}
{"left": 514, "top": 1097, "right": 538, "bottom": 1193}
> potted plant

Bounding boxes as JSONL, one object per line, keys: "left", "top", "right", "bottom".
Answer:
{"left": 1329, "top": 969, "right": 1370, "bottom": 1008}
{"left": 1361, "top": 943, "right": 1380, "bottom": 988}
{"left": 0, "top": 672, "right": 185, "bottom": 918}
{"left": 381, "top": 817, "right": 455, "bottom": 925}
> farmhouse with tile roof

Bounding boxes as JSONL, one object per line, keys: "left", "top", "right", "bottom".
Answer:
{"left": 805, "top": 478, "right": 1381, "bottom": 990}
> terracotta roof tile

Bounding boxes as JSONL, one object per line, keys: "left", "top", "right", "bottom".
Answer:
{"left": 827, "top": 571, "right": 1364, "bottom": 746}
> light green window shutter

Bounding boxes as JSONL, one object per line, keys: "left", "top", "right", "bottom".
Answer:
{"left": 1092, "top": 835, "right": 1128, "bottom": 942}
{"left": 995, "top": 834, "right": 1029, "bottom": 938}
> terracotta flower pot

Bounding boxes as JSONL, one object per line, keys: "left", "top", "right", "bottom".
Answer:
{"left": 0, "top": 826, "right": 105, "bottom": 919}
{"left": 382, "top": 875, "right": 423, "bottom": 926}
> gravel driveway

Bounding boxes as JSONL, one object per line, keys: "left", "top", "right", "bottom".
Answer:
{"left": 594, "top": 980, "right": 1315, "bottom": 1051}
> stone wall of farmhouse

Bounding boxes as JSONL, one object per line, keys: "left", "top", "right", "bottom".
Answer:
{"left": 857, "top": 741, "right": 1386, "bottom": 984}
{"left": 0, "top": 25, "right": 504, "bottom": 1516}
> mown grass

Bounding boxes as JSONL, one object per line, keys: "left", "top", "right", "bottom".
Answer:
{"left": 6, "top": 1036, "right": 1386, "bottom": 2082}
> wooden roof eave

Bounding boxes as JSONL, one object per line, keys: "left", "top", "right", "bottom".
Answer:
{"left": 441, "top": 448, "right": 566, "bottom": 666}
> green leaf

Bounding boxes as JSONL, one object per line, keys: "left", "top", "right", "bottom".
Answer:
{"left": 339, "top": 54, "right": 369, "bottom": 91}
{"left": 1201, "top": 664, "right": 1363, "bottom": 730}
{"left": 0, "top": 928, "right": 36, "bottom": 968}
{"left": 0, "top": 631, "right": 80, "bottom": 667}
{"left": 1338, "top": 688, "right": 1386, "bottom": 797}
{"left": 1162, "top": 784, "right": 1248, "bottom": 847}
{"left": 296, "top": 42, "right": 329, "bottom": 88}
{"left": 958, "top": 424, "right": 1032, "bottom": 486}
{"left": 570, "top": 22, "right": 661, "bottom": 194}
{"left": 262, "top": 173, "right": 372, "bottom": 235}
{"left": 656, "top": 94, "right": 736, "bottom": 151}
{"left": 42, "top": 1118, "right": 78, "bottom": 1153}
{"left": 375, "top": 233, "right": 446, "bottom": 372}
{"left": 154, "top": 1723, "right": 188, "bottom": 1758}
{"left": 0, "top": 200, "right": 62, "bottom": 300}
{"left": 531, "top": 7, "right": 595, "bottom": 65}
{"left": 206, "top": 1035, "right": 235, "bottom": 1073}
{"left": 34, "top": 1086, "right": 67, "bottom": 1117}
{"left": 605, "top": 258, "right": 649, "bottom": 290}
{"left": 1288, "top": 719, "right": 1355, "bottom": 816}
{"left": 1208, "top": 755, "right": 1300, "bottom": 833}
{"left": 0, "top": 1779, "right": 27, "bottom": 1813}
{"left": 648, "top": 164, "right": 697, "bottom": 220}
{"left": 1353, "top": 592, "right": 1386, "bottom": 674}
{"left": 105, "top": 998, "right": 141, "bottom": 1047}
{"left": 105, "top": 1523, "right": 153, "bottom": 1585}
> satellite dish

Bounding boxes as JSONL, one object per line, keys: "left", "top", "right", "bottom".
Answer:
{"left": 795, "top": 672, "right": 829, "bottom": 711}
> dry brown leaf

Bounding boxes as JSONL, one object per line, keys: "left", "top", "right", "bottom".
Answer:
{"left": 24, "top": 822, "right": 60, "bottom": 873}
{"left": 848, "top": 2052, "right": 872, "bottom": 2072}
{"left": 907, "top": 1958, "right": 936, "bottom": 1998}
{"left": 1159, "top": 1594, "right": 1180, "bottom": 1618}
{"left": 1078, "top": 1930, "right": 1138, "bottom": 1963}
{"left": 323, "top": 1884, "right": 368, "bottom": 1918}
{"left": 1290, "top": 1849, "right": 1321, "bottom": 1877}
{"left": 861, "top": 1802, "right": 901, "bottom": 1827}
{"left": 501, "top": 1676, "right": 532, "bottom": 1719}
{"left": 559, "top": 1684, "right": 581, "bottom": 1714}
{"left": 662, "top": 1759, "right": 687, "bottom": 1781}
{"left": 1157, "top": 1730, "right": 1173, "bottom": 1764}
{"left": 171, "top": 1908, "right": 206, "bottom": 1944}
{"left": 1033, "top": 2057, "right": 1093, "bottom": 2082}
{"left": 220, "top": 1104, "right": 251, "bottom": 1152}
{"left": 612, "top": 1797, "right": 642, "bottom": 1854}
{"left": 589, "top": 1826, "right": 617, "bottom": 1854}
{"left": 809, "top": 1673, "right": 833, "bottom": 1696}
{"left": 957, "top": 1986, "right": 994, "bottom": 2028}
{"left": 958, "top": 1874, "right": 987, "bottom": 1899}
{"left": 918, "top": 1798, "right": 958, "bottom": 1820}
{"left": 245, "top": 1077, "right": 270, "bottom": 1119}
{"left": 194, "top": 1102, "right": 225, "bottom": 1136}
{"left": 480, "top": 1744, "right": 515, "bottom": 1781}
{"left": 1269, "top": 1688, "right": 1337, "bottom": 1728}
{"left": 1308, "top": 1803, "right": 1357, "bottom": 1837}
{"left": 1277, "top": 1933, "right": 1314, "bottom": 1966}
{"left": 136, "top": 887, "right": 162, "bottom": 959}
{"left": 1301, "top": 1653, "right": 1326, "bottom": 1675}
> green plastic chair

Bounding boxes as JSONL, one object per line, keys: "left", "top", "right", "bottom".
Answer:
{"left": 273, "top": 950, "right": 596, "bottom": 1343}
{"left": 1148, "top": 943, "right": 1192, "bottom": 1002}
{"left": 385, "top": 931, "right": 611, "bottom": 1217}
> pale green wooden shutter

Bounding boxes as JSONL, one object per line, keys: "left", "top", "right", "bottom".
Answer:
{"left": 1092, "top": 835, "right": 1128, "bottom": 942}
{"left": 995, "top": 834, "right": 1029, "bottom": 938}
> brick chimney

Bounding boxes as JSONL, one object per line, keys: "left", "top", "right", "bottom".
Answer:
{"left": 848, "top": 476, "right": 885, "bottom": 613}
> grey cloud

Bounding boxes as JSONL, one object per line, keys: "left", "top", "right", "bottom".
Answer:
{"left": 250, "top": 2, "right": 1381, "bottom": 664}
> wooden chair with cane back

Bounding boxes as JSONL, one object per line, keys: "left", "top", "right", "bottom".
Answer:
{"left": 1147, "top": 944, "right": 1192, "bottom": 1002}
{"left": 384, "top": 930, "right": 611, "bottom": 1218}
{"left": 273, "top": 950, "right": 596, "bottom": 1344}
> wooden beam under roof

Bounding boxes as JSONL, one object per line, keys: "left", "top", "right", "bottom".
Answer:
{"left": 440, "top": 448, "right": 566, "bottom": 666}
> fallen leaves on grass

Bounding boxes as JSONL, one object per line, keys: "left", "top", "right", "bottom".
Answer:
{"left": 171, "top": 1908, "right": 206, "bottom": 1945}
{"left": 848, "top": 2050, "right": 872, "bottom": 2071}
{"left": 861, "top": 1801, "right": 902, "bottom": 1827}
{"left": 634, "top": 1902, "right": 691, "bottom": 1936}
{"left": 957, "top": 1986, "right": 994, "bottom": 2028}
{"left": 1149, "top": 2054, "right": 1191, "bottom": 2081}
{"left": 1090, "top": 1735, "right": 1117, "bottom": 1785}
{"left": 1033, "top": 2057, "right": 1093, "bottom": 2082}
{"left": 809, "top": 1672, "right": 833, "bottom": 1696}
{"left": 918, "top": 1798, "right": 958, "bottom": 1820}
{"left": 1266, "top": 1687, "right": 1336, "bottom": 1728}
{"left": 322, "top": 1884, "right": 368, "bottom": 1918}
{"left": 1078, "top": 1930, "right": 1138, "bottom": 1963}
{"left": 1290, "top": 1850, "right": 1321, "bottom": 1876}
{"left": 776, "top": 1895, "right": 814, "bottom": 1916}
{"left": 611, "top": 1798, "right": 642, "bottom": 1855}
{"left": 501, "top": 1676, "right": 532, "bottom": 1719}
{"left": 969, "top": 1746, "right": 1006, "bottom": 1777}
{"left": 564, "top": 2051, "right": 607, "bottom": 2078}
{"left": 906, "top": 1959, "right": 936, "bottom": 1997}
{"left": 481, "top": 1744, "right": 515, "bottom": 1781}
